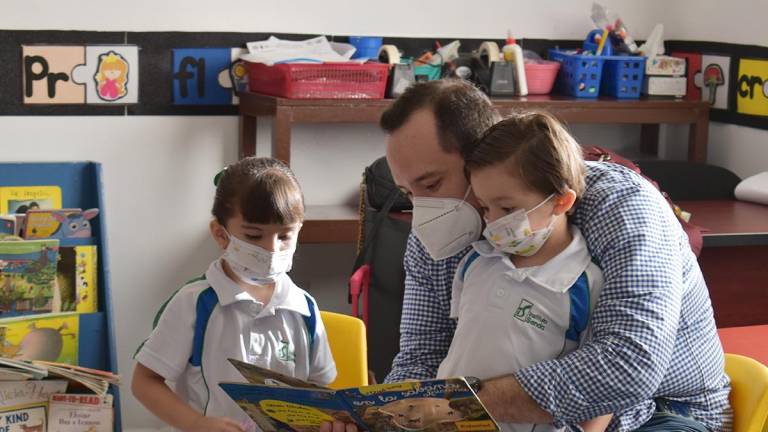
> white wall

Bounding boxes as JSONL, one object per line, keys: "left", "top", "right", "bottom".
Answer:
{"left": 2, "top": 0, "right": 766, "bottom": 430}
{"left": 3, "top": 0, "right": 664, "bottom": 38}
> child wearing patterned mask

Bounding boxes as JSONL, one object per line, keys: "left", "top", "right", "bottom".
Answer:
{"left": 437, "top": 112, "right": 612, "bottom": 432}
{"left": 133, "top": 157, "right": 336, "bottom": 432}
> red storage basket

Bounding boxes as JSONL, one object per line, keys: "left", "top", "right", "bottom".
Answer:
{"left": 247, "top": 62, "right": 389, "bottom": 99}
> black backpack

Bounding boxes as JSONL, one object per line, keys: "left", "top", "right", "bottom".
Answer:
{"left": 349, "top": 157, "right": 412, "bottom": 382}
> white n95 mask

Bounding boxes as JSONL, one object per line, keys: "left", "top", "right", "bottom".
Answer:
{"left": 224, "top": 232, "right": 294, "bottom": 284}
{"left": 483, "top": 194, "right": 556, "bottom": 257}
{"left": 412, "top": 188, "right": 482, "bottom": 261}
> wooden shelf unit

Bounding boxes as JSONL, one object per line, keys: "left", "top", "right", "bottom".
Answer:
{"left": 239, "top": 92, "right": 711, "bottom": 244}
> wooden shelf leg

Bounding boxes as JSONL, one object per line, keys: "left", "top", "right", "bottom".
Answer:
{"left": 239, "top": 114, "right": 257, "bottom": 158}
{"left": 689, "top": 109, "right": 710, "bottom": 163}
{"left": 272, "top": 108, "right": 292, "bottom": 164}
{"left": 640, "top": 124, "right": 660, "bottom": 157}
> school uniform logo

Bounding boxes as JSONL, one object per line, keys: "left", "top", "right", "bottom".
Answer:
{"left": 277, "top": 340, "right": 295, "bottom": 362}
{"left": 514, "top": 299, "right": 548, "bottom": 331}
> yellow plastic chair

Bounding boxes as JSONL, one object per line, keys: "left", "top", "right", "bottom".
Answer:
{"left": 725, "top": 353, "right": 768, "bottom": 432}
{"left": 320, "top": 311, "right": 368, "bottom": 389}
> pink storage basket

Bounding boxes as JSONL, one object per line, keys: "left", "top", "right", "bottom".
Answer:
{"left": 525, "top": 61, "right": 560, "bottom": 95}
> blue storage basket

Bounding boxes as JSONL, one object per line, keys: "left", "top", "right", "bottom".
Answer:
{"left": 548, "top": 49, "right": 605, "bottom": 98}
{"left": 583, "top": 29, "right": 646, "bottom": 98}
{"left": 600, "top": 56, "right": 646, "bottom": 98}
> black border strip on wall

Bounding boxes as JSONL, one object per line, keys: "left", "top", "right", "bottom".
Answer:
{"left": 1, "top": 30, "right": 767, "bottom": 131}
{"left": 0, "top": 30, "right": 583, "bottom": 116}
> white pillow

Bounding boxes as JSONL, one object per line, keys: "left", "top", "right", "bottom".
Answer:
{"left": 735, "top": 171, "right": 768, "bottom": 205}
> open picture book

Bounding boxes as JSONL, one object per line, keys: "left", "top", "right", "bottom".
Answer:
{"left": 220, "top": 359, "right": 500, "bottom": 432}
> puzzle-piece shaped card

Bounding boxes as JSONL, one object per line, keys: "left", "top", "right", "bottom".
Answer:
{"left": 22, "top": 45, "right": 139, "bottom": 105}
{"left": 172, "top": 48, "right": 247, "bottom": 105}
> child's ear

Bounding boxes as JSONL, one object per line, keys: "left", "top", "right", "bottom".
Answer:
{"left": 553, "top": 189, "right": 577, "bottom": 216}
{"left": 209, "top": 219, "right": 229, "bottom": 250}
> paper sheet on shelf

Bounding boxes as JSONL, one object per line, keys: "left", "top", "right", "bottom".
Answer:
{"left": 242, "top": 36, "right": 363, "bottom": 65}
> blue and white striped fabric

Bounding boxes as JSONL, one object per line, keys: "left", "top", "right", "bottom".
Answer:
{"left": 385, "top": 161, "right": 732, "bottom": 432}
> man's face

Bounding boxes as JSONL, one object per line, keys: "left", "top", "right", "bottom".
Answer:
{"left": 385, "top": 109, "right": 474, "bottom": 205}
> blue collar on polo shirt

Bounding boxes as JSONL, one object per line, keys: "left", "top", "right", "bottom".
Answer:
{"left": 472, "top": 226, "right": 591, "bottom": 294}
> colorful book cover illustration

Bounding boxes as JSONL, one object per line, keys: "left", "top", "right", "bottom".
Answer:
{"left": 0, "top": 312, "right": 79, "bottom": 365}
{"left": 56, "top": 246, "right": 98, "bottom": 314}
{"left": 23, "top": 209, "right": 99, "bottom": 240}
{"left": 0, "top": 239, "right": 60, "bottom": 316}
{"left": 0, "top": 216, "right": 15, "bottom": 238}
{"left": 47, "top": 394, "right": 113, "bottom": 432}
{"left": 0, "top": 186, "right": 62, "bottom": 215}
{"left": 220, "top": 360, "right": 499, "bottom": 432}
{"left": 0, "top": 380, "right": 69, "bottom": 432}
{"left": 0, "top": 405, "right": 48, "bottom": 431}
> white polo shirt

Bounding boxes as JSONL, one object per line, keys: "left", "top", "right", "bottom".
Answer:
{"left": 135, "top": 258, "right": 336, "bottom": 426}
{"left": 437, "top": 227, "right": 603, "bottom": 432}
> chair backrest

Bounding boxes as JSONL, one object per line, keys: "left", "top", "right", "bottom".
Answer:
{"left": 725, "top": 353, "right": 768, "bottom": 432}
{"left": 635, "top": 160, "right": 741, "bottom": 200}
{"left": 320, "top": 311, "right": 368, "bottom": 389}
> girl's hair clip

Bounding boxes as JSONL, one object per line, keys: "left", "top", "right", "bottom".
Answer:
{"left": 213, "top": 167, "right": 228, "bottom": 186}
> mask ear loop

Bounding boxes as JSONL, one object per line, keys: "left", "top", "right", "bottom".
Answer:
{"left": 525, "top": 193, "right": 556, "bottom": 215}
{"left": 454, "top": 186, "right": 473, "bottom": 210}
{"left": 525, "top": 193, "right": 558, "bottom": 233}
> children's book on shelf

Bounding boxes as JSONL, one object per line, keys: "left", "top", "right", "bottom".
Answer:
{"left": 0, "top": 357, "right": 118, "bottom": 397}
{"left": 220, "top": 359, "right": 500, "bottom": 432}
{"left": 0, "top": 217, "right": 15, "bottom": 238}
{"left": 0, "top": 379, "right": 69, "bottom": 432}
{"left": 23, "top": 209, "right": 99, "bottom": 241}
{"left": 0, "top": 186, "right": 62, "bottom": 215}
{"left": 0, "top": 239, "right": 60, "bottom": 317}
{"left": 32, "top": 361, "right": 118, "bottom": 396}
{"left": 47, "top": 394, "right": 113, "bottom": 432}
{"left": 56, "top": 245, "right": 97, "bottom": 314}
{"left": 0, "top": 313, "right": 79, "bottom": 365}
{"left": 0, "top": 356, "right": 49, "bottom": 380}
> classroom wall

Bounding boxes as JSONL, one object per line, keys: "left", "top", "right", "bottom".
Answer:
{"left": 1, "top": 1, "right": 765, "bottom": 430}
{"left": 656, "top": 0, "right": 768, "bottom": 178}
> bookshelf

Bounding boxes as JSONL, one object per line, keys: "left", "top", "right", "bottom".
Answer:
{"left": 0, "top": 162, "right": 121, "bottom": 431}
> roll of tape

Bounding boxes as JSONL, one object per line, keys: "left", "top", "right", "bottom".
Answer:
{"left": 378, "top": 44, "right": 401, "bottom": 64}
{"left": 478, "top": 41, "right": 501, "bottom": 67}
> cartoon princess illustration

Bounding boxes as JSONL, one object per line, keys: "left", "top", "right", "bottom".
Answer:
{"left": 95, "top": 51, "right": 129, "bottom": 101}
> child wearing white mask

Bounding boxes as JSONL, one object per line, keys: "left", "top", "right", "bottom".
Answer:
{"left": 436, "top": 113, "right": 611, "bottom": 432}
{"left": 133, "top": 157, "right": 336, "bottom": 432}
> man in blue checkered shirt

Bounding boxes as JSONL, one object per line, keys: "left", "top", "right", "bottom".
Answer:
{"left": 377, "top": 80, "right": 732, "bottom": 432}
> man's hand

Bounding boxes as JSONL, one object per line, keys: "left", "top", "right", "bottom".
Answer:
{"left": 478, "top": 375, "right": 552, "bottom": 424}
{"left": 319, "top": 421, "right": 358, "bottom": 432}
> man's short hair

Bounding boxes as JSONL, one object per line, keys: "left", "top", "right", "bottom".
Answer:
{"left": 379, "top": 79, "right": 501, "bottom": 157}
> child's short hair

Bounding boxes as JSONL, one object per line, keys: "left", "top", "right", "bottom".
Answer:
{"left": 212, "top": 157, "right": 304, "bottom": 226}
{"left": 465, "top": 111, "right": 586, "bottom": 199}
